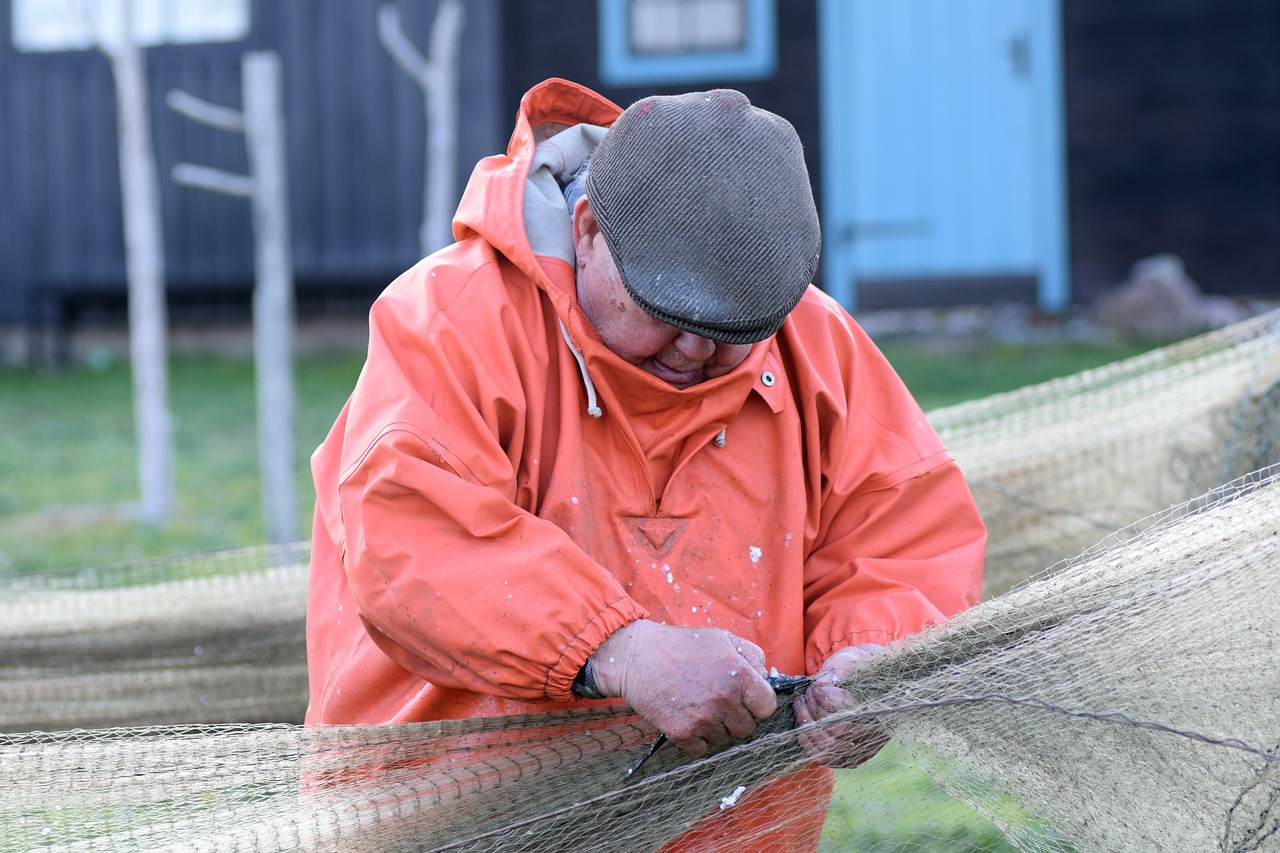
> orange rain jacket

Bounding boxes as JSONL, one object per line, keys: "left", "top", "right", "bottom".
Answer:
{"left": 306, "top": 78, "right": 986, "bottom": 849}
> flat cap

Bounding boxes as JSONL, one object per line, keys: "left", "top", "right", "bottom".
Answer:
{"left": 584, "top": 89, "right": 820, "bottom": 344}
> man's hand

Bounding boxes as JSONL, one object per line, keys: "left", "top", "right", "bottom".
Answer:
{"left": 792, "top": 644, "right": 890, "bottom": 768}
{"left": 589, "top": 620, "right": 778, "bottom": 757}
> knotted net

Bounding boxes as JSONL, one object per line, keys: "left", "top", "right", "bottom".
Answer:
{"left": 0, "top": 542, "right": 310, "bottom": 732}
{"left": 933, "top": 307, "right": 1280, "bottom": 596}
{"left": 4, "top": 467, "right": 1278, "bottom": 850}
{"left": 3, "top": 309, "right": 1279, "bottom": 850}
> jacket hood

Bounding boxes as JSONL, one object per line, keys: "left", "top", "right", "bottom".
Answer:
{"left": 451, "top": 78, "right": 771, "bottom": 436}
{"left": 452, "top": 78, "right": 621, "bottom": 317}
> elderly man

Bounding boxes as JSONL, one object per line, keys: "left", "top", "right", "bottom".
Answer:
{"left": 306, "top": 78, "right": 985, "bottom": 850}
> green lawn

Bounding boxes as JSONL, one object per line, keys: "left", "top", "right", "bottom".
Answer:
{"left": 821, "top": 743, "right": 1019, "bottom": 852}
{"left": 877, "top": 336, "right": 1152, "bottom": 410}
{"left": 0, "top": 330, "right": 1150, "bottom": 849}
{"left": 0, "top": 336, "right": 1153, "bottom": 576}
{"left": 0, "top": 353, "right": 363, "bottom": 575}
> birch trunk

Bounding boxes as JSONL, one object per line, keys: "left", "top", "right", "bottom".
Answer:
{"left": 377, "top": 0, "right": 465, "bottom": 257}
{"left": 243, "top": 52, "right": 298, "bottom": 544}
{"left": 422, "top": 0, "right": 464, "bottom": 255}
{"left": 98, "top": 9, "right": 174, "bottom": 524}
{"left": 167, "top": 51, "right": 298, "bottom": 543}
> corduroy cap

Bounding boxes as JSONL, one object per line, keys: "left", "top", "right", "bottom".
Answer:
{"left": 584, "top": 89, "right": 821, "bottom": 344}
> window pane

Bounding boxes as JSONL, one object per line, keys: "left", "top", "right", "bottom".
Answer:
{"left": 600, "top": 0, "right": 776, "bottom": 85}
{"left": 630, "top": 0, "right": 745, "bottom": 55}
{"left": 12, "top": 0, "right": 249, "bottom": 52}
{"left": 631, "top": 0, "right": 683, "bottom": 53}
{"left": 162, "top": 0, "right": 249, "bottom": 44}
{"left": 689, "top": 0, "right": 744, "bottom": 50}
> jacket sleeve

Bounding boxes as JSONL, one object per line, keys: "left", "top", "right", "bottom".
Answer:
{"left": 334, "top": 269, "right": 647, "bottom": 703}
{"left": 798, "top": 314, "right": 986, "bottom": 673}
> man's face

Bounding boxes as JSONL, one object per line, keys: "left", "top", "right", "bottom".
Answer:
{"left": 573, "top": 198, "right": 752, "bottom": 390}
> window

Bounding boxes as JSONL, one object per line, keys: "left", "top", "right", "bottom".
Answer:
{"left": 12, "top": 0, "right": 249, "bottom": 52}
{"left": 599, "top": 0, "right": 776, "bottom": 86}
{"left": 630, "top": 0, "right": 745, "bottom": 54}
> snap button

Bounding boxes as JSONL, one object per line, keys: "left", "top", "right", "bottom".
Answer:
{"left": 761, "top": 371, "right": 776, "bottom": 387}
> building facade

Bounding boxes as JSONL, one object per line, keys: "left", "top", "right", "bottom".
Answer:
{"left": 2, "top": 0, "right": 1276, "bottom": 337}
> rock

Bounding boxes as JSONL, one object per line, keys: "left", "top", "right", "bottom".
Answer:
{"left": 1091, "top": 254, "right": 1244, "bottom": 341}
{"left": 1200, "top": 294, "right": 1252, "bottom": 330}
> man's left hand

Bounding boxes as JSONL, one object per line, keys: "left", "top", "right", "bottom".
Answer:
{"left": 792, "top": 644, "right": 890, "bottom": 768}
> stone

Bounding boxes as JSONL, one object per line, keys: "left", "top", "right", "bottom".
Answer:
{"left": 1091, "top": 254, "right": 1243, "bottom": 341}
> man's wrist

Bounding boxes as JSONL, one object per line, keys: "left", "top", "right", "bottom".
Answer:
{"left": 571, "top": 657, "right": 607, "bottom": 700}
{"left": 578, "top": 619, "right": 649, "bottom": 699}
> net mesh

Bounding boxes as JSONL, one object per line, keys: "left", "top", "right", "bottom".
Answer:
{"left": 0, "top": 542, "right": 309, "bottom": 732}
{"left": 3, "top": 309, "right": 1279, "bottom": 851}
{"left": 935, "top": 308, "right": 1280, "bottom": 596}
{"left": 4, "top": 468, "right": 1278, "bottom": 851}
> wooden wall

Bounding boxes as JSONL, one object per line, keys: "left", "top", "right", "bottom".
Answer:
{"left": 0, "top": 0, "right": 504, "bottom": 324}
{"left": 498, "top": 0, "right": 824, "bottom": 253}
{"left": 5, "top": 0, "right": 1276, "bottom": 326}
{"left": 502, "top": 0, "right": 1279, "bottom": 305}
{"left": 1061, "top": 0, "right": 1280, "bottom": 300}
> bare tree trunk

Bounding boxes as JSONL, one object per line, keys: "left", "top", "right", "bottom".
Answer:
{"left": 377, "top": 0, "right": 465, "bottom": 257}
{"left": 168, "top": 51, "right": 298, "bottom": 545}
{"left": 243, "top": 52, "right": 298, "bottom": 544}
{"left": 422, "top": 1, "right": 464, "bottom": 256}
{"left": 96, "top": 4, "right": 174, "bottom": 524}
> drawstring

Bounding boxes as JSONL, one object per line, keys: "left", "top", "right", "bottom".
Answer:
{"left": 556, "top": 320, "right": 730, "bottom": 447}
{"left": 559, "top": 320, "right": 603, "bottom": 418}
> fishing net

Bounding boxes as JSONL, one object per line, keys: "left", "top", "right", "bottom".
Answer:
{"left": 3, "top": 309, "right": 1280, "bottom": 850}
{"left": 0, "top": 542, "right": 310, "bottom": 732}
{"left": 3, "top": 310, "right": 1276, "bottom": 735}
{"left": 935, "top": 307, "right": 1280, "bottom": 596}
{"left": 3, "top": 466, "right": 1278, "bottom": 851}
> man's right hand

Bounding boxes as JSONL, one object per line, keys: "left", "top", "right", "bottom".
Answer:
{"left": 587, "top": 619, "right": 778, "bottom": 757}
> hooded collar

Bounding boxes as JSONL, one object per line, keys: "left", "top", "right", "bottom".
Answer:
{"left": 454, "top": 78, "right": 785, "bottom": 459}
{"left": 453, "top": 78, "right": 622, "bottom": 322}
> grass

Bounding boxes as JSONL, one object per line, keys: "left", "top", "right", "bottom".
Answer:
{"left": 877, "top": 337, "right": 1154, "bottom": 410}
{"left": 0, "top": 336, "right": 1155, "bottom": 576}
{"left": 821, "top": 743, "right": 1018, "bottom": 851}
{"left": 0, "top": 353, "right": 364, "bottom": 575}
{"left": 821, "top": 740, "right": 1080, "bottom": 851}
{"left": 0, "top": 329, "right": 1153, "bottom": 848}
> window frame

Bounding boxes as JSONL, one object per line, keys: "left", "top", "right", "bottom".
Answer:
{"left": 598, "top": 0, "right": 777, "bottom": 86}
{"left": 10, "top": 0, "right": 251, "bottom": 54}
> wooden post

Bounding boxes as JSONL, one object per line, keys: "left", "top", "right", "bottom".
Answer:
{"left": 168, "top": 51, "right": 297, "bottom": 544}
{"left": 243, "top": 52, "right": 298, "bottom": 545}
{"left": 377, "top": 0, "right": 465, "bottom": 257}
{"left": 93, "top": 0, "right": 174, "bottom": 524}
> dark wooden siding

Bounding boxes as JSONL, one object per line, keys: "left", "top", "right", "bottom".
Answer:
{"left": 0, "top": 41, "right": 129, "bottom": 319}
{"left": 1062, "top": 0, "right": 1280, "bottom": 300}
{"left": 8, "top": 0, "right": 1277, "bottom": 325}
{"left": 0, "top": 0, "right": 504, "bottom": 324}
{"left": 502, "top": 0, "right": 1280, "bottom": 305}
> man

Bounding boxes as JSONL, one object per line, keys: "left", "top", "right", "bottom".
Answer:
{"left": 306, "top": 78, "right": 985, "bottom": 850}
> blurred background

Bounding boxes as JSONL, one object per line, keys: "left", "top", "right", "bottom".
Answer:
{"left": 1, "top": 0, "right": 1278, "bottom": 572}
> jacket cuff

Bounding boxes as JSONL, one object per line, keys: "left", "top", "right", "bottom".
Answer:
{"left": 545, "top": 597, "right": 649, "bottom": 702}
